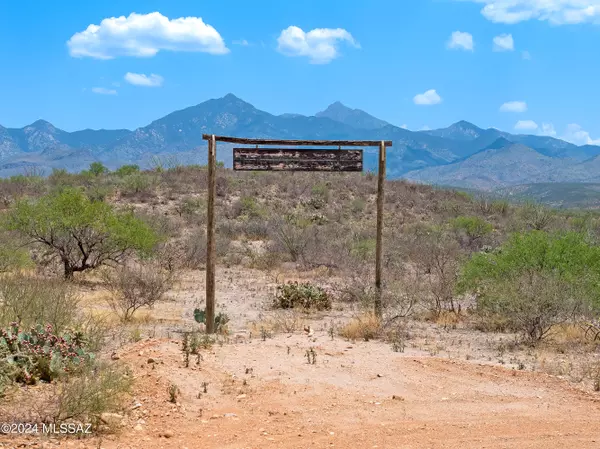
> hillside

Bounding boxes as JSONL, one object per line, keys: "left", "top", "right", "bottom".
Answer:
{"left": 403, "top": 141, "right": 563, "bottom": 190}
{"left": 497, "top": 182, "right": 600, "bottom": 209}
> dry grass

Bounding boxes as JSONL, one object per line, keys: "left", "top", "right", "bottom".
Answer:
{"left": 339, "top": 313, "right": 382, "bottom": 342}
{"left": 249, "top": 309, "right": 308, "bottom": 335}
{"left": 434, "top": 310, "right": 464, "bottom": 329}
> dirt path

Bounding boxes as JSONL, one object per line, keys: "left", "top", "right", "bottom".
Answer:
{"left": 5, "top": 332, "right": 599, "bottom": 449}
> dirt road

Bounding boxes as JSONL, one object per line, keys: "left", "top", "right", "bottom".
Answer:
{"left": 5, "top": 332, "right": 598, "bottom": 449}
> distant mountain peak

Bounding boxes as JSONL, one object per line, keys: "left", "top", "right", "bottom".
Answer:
{"left": 316, "top": 102, "right": 389, "bottom": 130}
{"left": 424, "top": 120, "right": 484, "bottom": 141}
{"left": 327, "top": 101, "right": 347, "bottom": 109}
{"left": 28, "top": 119, "right": 54, "bottom": 129}
{"left": 23, "top": 119, "right": 61, "bottom": 135}
{"left": 452, "top": 120, "right": 480, "bottom": 129}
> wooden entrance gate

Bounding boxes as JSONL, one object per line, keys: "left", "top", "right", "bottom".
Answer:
{"left": 201, "top": 134, "right": 392, "bottom": 333}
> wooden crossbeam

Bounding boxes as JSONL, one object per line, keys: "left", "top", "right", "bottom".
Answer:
{"left": 233, "top": 148, "right": 363, "bottom": 172}
{"left": 202, "top": 134, "right": 392, "bottom": 147}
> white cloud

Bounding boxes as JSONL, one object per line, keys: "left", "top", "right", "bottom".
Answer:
{"left": 562, "top": 123, "right": 600, "bottom": 145}
{"left": 413, "top": 89, "right": 442, "bottom": 106}
{"left": 124, "top": 72, "right": 164, "bottom": 87}
{"left": 514, "top": 120, "right": 538, "bottom": 130}
{"left": 400, "top": 124, "right": 409, "bottom": 129}
{"left": 420, "top": 125, "right": 432, "bottom": 131}
{"left": 522, "top": 50, "right": 532, "bottom": 60}
{"left": 447, "top": 31, "right": 474, "bottom": 51}
{"left": 463, "top": 1, "right": 600, "bottom": 25}
{"left": 91, "top": 87, "right": 117, "bottom": 95}
{"left": 500, "top": 101, "right": 527, "bottom": 112}
{"left": 540, "top": 123, "right": 557, "bottom": 136}
{"left": 276, "top": 26, "right": 359, "bottom": 64}
{"left": 493, "top": 34, "right": 514, "bottom": 51}
{"left": 233, "top": 39, "right": 250, "bottom": 46}
{"left": 67, "top": 12, "right": 229, "bottom": 59}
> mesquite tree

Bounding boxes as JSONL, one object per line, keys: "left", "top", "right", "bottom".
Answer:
{"left": 5, "top": 187, "right": 159, "bottom": 279}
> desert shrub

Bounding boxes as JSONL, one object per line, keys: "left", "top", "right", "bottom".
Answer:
{"left": 458, "top": 231, "right": 600, "bottom": 341}
{"left": 491, "top": 199, "right": 510, "bottom": 216}
{"left": 232, "top": 196, "right": 266, "bottom": 219}
{"left": 339, "top": 313, "right": 381, "bottom": 341}
{"left": 87, "top": 162, "right": 109, "bottom": 177}
{"left": 350, "top": 236, "right": 377, "bottom": 261}
{"left": 244, "top": 219, "right": 269, "bottom": 240}
{"left": 180, "top": 228, "right": 230, "bottom": 269}
{"left": 383, "top": 274, "right": 427, "bottom": 319}
{"left": 0, "top": 323, "right": 93, "bottom": 388}
{"left": 0, "top": 234, "right": 33, "bottom": 272}
{"left": 193, "top": 308, "right": 230, "bottom": 333}
{"left": 476, "top": 272, "right": 580, "bottom": 341}
{"left": 5, "top": 187, "right": 159, "bottom": 279}
{"left": 269, "top": 216, "right": 312, "bottom": 262}
{"left": 273, "top": 281, "right": 332, "bottom": 311}
{"left": 119, "top": 172, "right": 154, "bottom": 196}
{"left": 102, "top": 263, "right": 174, "bottom": 321}
{"left": 137, "top": 210, "right": 180, "bottom": 239}
{"left": 0, "top": 275, "right": 80, "bottom": 333}
{"left": 182, "top": 231, "right": 207, "bottom": 269}
{"left": 86, "top": 183, "right": 114, "bottom": 203}
{"left": 403, "top": 223, "right": 462, "bottom": 315}
{"left": 518, "top": 201, "right": 555, "bottom": 231}
{"left": 474, "top": 194, "right": 509, "bottom": 216}
{"left": 350, "top": 198, "right": 366, "bottom": 214}
{"left": 175, "top": 197, "right": 205, "bottom": 221}
{"left": 52, "top": 362, "right": 131, "bottom": 425}
{"left": 311, "top": 182, "right": 329, "bottom": 200}
{"left": 114, "top": 164, "right": 140, "bottom": 177}
{"left": 48, "top": 168, "right": 73, "bottom": 187}
{"left": 451, "top": 215, "right": 493, "bottom": 248}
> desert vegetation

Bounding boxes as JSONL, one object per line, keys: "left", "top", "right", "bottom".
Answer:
{"left": 1, "top": 162, "right": 600, "bottom": 445}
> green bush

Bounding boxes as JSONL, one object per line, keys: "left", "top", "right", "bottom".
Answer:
{"left": 451, "top": 216, "right": 493, "bottom": 245}
{"left": 114, "top": 164, "right": 140, "bottom": 177}
{"left": 273, "top": 281, "right": 332, "bottom": 311}
{"left": 48, "top": 168, "right": 73, "bottom": 187}
{"left": 120, "top": 172, "right": 153, "bottom": 195}
{"left": 458, "top": 231, "right": 600, "bottom": 340}
{"left": 0, "top": 236, "right": 32, "bottom": 272}
{"left": 4, "top": 187, "right": 159, "bottom": 279}
{"left": 236, "top": 196, "right": 265, "bottom": 219}
{"left": 88, "top": 162, "right": 109, "bottom": 176}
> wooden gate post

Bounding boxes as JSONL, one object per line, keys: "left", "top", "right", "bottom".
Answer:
{"left": 205, "top": 134, "right": 217, "bottom": 333}
{"left": 374, "top": 140, "right": 386, "bottom": 318}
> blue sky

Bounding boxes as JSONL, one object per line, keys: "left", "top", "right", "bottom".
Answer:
{"left": 1, "top": 0, "right": 599, "bottom": 145}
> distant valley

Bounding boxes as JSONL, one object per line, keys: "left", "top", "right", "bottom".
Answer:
{"left": 3, "top": 93, "right": 600, "bottom": 207}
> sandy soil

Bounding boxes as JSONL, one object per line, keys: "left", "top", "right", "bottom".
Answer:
{"left": 2, "top": 267, "right": 600, "bottom": 448}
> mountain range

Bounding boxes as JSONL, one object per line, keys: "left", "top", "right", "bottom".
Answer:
{"left": 2, "top": 93, "right": 600, "bottom": 192}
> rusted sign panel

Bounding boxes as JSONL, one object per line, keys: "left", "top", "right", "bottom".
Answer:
{"left": 233, "top": 148, "right": 363, "bottom": 172}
